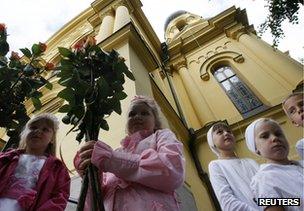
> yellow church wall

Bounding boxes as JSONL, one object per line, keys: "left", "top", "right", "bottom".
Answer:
{"left": 185, "top": 36, "right": 243, "bottom": 124}
{"left": 170, "top": 71, "right": 201, "bottom": 129}
{"left": 237, "top": 33, "right": 302, "bottom": 86}
{"left": 228, "top": 37, "right": 299, "bottom": 104}
{"left": 182, "top": 33, "right": 302, "bottom": 127}
{"left": 150, "top": 69, "right": 179, "bottom": 114}
{"left": 187, "top": 59, "right": 242, "bottom": 124}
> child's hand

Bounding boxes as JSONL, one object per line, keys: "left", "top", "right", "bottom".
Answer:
{"left": 78, "top": 141, "right": 95, "bottom": 171}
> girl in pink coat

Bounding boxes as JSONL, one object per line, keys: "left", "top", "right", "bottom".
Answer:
{"left": 74, "top": 95, "right": 185, "bottom": 210}
{"left": 0, "top": 113, "right": 70, "bottom": 211}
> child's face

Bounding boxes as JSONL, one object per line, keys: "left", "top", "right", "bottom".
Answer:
{"left": 25, "top": 120, "right": 54, "bottom": 154}
{"left": 283, "top": 95, "right": 303, "bottom": 127}
{"left": 212, "top": 127, "right": 236, "bottom": 152}
{"left": 254, "top": 121, "right": 289, "bottom": 163}
{"left": 127, "top": 103, "right": 156, "bottom": 135}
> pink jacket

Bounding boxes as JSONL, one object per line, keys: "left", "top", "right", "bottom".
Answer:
{"left": 0, "top": 149, "right": 70, "bottom": 211}
{"left": 75, "top": 129, "right": 185, "bottom": 211}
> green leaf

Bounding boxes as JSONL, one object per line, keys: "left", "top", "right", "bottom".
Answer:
{"left": 20, "top": 48, "right": 32, "bottom": 58}
{"left": 97, "top": 76, "right": 109, "bottom": 98}
{"left": 75, "top": 79, "right": 91, "bottom": 97}
{"left": 123, "top": 67, "right": 135, "bottom": 81}
{"left": 76, "top": 131, "right": 85, "bottom": 142}
{"left": 32, "top": 44, "right": 41, "bottom": 56}
{"left": 114, "top": 91, "right": 127, "bottom": 100}
{"left": 110, "top": 98, "right": 121, "bottom": 115}
{"left": 114, "top": 61, "right": 135, "bottom": 81}
{"left": 0, "top": 41, "right": 9, "bottom": 57}
{"left": 62, "top": 115, "right": 71, "bottom": 124}
{"left": 58, "top": 104, "right": 71, "bottom": 113}
{"left": 45, "top": 81, "right": 53, "bottom": 90}
{"left": 57, "top": 87, "right": 75, "bottom": 105}
{"left": 30, "top": 90, "right": 43, "bottom": 98}
{"left": 71, "top": 105, "right": 85, "bottom": 119}
{"left": 58, "top": 47, "right": 73, "bottom": 58}
{"left": 31, "top": 97, "right": 42, "bottom": 110}
{"left": 100, "top": 119, "right": 109, "bottom": 131}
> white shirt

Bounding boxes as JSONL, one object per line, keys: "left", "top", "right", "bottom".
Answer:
{"left": 251, "top": 161, "right": 304, "bottom": 211}
{"left": 208, "top": 158, "right": 259, "bottom": 211}
{"left": 0, "top": 154, "right": 46, "bottom": 211}
{"left": 296, "top": 138, "right": 304, "bottom": 159}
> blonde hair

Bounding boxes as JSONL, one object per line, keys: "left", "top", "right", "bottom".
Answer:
{"left": 126, "top": 95, "right": 162, "bottom": 134}
{"left": 19, "top": 113, "right": 59, "bottom": 155}
{"left": 282, "top": 92, "right": 304, "bottom": 115}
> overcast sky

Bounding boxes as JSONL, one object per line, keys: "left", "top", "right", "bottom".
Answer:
{"left": 1, "top": 0, "right": 303, "bottom": 62}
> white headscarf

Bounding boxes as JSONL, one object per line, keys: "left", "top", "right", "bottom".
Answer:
{"left": 207, "top": 125, "right": 220, "bottom": 157}
{"left": 245, "top": 118, "right": 263, "bottom": 155}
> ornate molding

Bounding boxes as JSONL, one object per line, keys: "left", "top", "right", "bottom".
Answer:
{"left": 225, "top": 25, "right": 248, "bottom": 41}
{"left": 171, "top": 57, "right": 187, "bottom": 71}
{"left": 99, "top": 8, "right": 115, "bottom": 19}
{"left": 199, "top": 51, "right": 245, "bottom": 81}
{"left": 200, "top": 72, "right": 210, "bottom": 81}
{"left": 159, "top": 70, "right": 166, "bottom": 79}
{"left": 233, "top": 54, "right": 244, "bottom": 63}
{"left": 113, "top": 0, "right": 134, "bottom": 13}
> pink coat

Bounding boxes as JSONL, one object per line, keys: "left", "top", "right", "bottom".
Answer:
{"left": 0, "top": 149, "right": 70, "bottom": 211}
{"left": 75, "top": 129, "right": 185, "bottom": 211}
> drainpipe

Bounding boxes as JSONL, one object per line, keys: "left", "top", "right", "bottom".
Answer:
{"left": 188, "top": 128, "right": 222, "bottom": 211}
{"left": 160, "top": 42, "right": 188, "bottom": 127}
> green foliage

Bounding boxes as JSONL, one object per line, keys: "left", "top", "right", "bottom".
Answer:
{"left": 57, "top": 37, "right": 135, "bottom": 143}
{"left": 259, "top": 0, "right": 302, "bottom": 47}
{"left": 0, "top": 23, "right": 54, "bottom": 149}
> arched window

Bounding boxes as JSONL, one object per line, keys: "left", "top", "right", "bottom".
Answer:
{"left": 213, "top": 66, "right": 264, "bottom": 115}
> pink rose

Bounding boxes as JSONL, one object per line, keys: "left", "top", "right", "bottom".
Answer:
{"left": 73, "top": 37, "right": 86, "bottom": 51}
{"left": 0, "top": 23, "right": 6, "bottom": 32}
{"left": 45, "top": 62, "right": 55, "bottom": 70}
{"left": 39, "top": 42, "right": 47, "bottom": 52}
{"left": 10, "top": 51, "right": 20, "bottom": 60}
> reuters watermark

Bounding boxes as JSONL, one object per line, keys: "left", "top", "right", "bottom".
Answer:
{"left": 257, "top": 198, "right": 300, "bottom": 206}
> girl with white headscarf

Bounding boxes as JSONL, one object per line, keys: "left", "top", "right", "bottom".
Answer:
{"left": 245, "top": 118, "right": 303, "bottom": 211}
{"left": 208, "top": 122, "right": 259, "bottom": 211}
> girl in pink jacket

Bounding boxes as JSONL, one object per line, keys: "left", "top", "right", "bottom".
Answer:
{"left": 0, "top": 113, "right": 70, "bottom": 211}
{"left": 74, "top": 95, "right": 185, "bottom": 210}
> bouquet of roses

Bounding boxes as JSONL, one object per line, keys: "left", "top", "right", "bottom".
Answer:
{"left": 57, "top": 36, "right": 135, "bottom": 211}
{"left": 0, "top": 23, "right": 53, "bottom": 150}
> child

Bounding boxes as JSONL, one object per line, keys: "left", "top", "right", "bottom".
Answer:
{"left": 282, "top": 92, "right": 303, "bottom": 159}
{"left": 0, "top": 113, "right": 70, "bottom": 211}
{"left": 207, "top": 122, "right": 259, "bottom": 211}
{"left": 245, "top": 118, "right": 304, "bottom": 211}
{"left": 74, "top": 95, "right": 185, "bottom": 211}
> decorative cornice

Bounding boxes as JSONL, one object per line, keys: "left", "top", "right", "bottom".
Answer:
{"left": 225, "top": 24, "right": 248, "bottom": 41}
{"left": 171, "top": 57, "right": 187, "bottom": 70}
{"left": 98, "top": 23, "right": 158, "bottom": 72}
{"left": 233, "top": 54, "right": 244, "bottom": 63}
